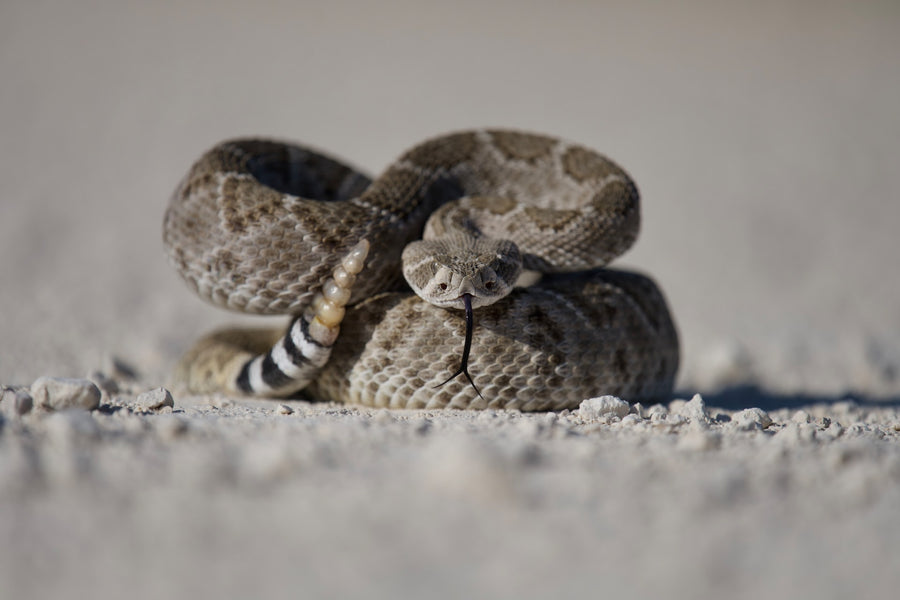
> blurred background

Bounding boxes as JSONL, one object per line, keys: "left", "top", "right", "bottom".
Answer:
{"left": 1, "top": 0, "right": 898, "bottom": 400}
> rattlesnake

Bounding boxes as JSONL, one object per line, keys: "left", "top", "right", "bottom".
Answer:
{"left": 163, "top": 130, "right": 678, "bottom": 411}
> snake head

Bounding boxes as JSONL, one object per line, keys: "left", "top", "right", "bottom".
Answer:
{"left": 401, "top": 234, "right": 522, "bottom": 310}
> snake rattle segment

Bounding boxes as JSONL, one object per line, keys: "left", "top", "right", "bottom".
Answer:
{"left": 163, "top": 130, "right": 679, "bottom": 410}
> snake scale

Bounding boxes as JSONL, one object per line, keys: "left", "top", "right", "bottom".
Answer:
{"left": 163, "top": 129, "right": 679, "bottom": 411}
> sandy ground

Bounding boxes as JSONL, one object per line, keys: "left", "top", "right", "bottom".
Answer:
{"left": 1, "top": 0, "right": 899, "bottom": 598}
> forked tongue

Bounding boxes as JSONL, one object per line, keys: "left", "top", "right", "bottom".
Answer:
{"left": 435, "top": 293, "right": 483, "bottom": 400}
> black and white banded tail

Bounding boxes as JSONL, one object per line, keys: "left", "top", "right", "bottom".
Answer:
{"left": 229, "top": 240, "right": 369, "bottom": 397}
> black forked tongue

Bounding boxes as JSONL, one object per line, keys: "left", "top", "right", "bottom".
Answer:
{"left": 435, "top": 293, "right": 484, "bottom": 400}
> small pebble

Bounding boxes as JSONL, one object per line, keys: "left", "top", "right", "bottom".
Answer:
{"left": 579, "top": 395, "right": 630, "bottom": 420}
{"left": 1, "top": 386, "right": 34, "bottom": 416}
{"left": 678, "top": 394, "right": 711, "bottom": 430}
{"left": 647, "top": 404, "right": 669, "bottom": 421}
{"left": 136, "top": 387, "right": 175, "bottom": 411}
{"left": 31, "top": 377, "right": 101, "bottom": 411}
{"left": 731, "top": 407, "right": 773, "bottom": 431}
{"left": 277, "top": 404, "right": 294, "bottom": 415}
{"left": 620, "top": 414, "right": 641, "bottom": 426}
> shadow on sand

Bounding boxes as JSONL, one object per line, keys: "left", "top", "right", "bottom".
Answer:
{"left": 679, "top": 384, "right": 900, "bottom": 412}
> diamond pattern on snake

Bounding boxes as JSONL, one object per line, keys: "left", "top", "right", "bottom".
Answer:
{"left": 163, "top": 129, "right": 679, "bottom": 410}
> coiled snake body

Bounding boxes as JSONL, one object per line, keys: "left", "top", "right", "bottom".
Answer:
{"left": 164, "top": 130, "right": 678, "bottom": 410}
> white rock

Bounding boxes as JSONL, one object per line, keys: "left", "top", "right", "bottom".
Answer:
{"left": 620, "top": 414, "right": 642, "bottom": 426}
{"left": 31, "top": 377, "right": 101, "bottom": 411}
{"left": 579, "top": 396, "right": 630, "bottom": 420}
{"left": 1, "top": 386, "right": 34, "bottom": 416}
{"left": 277, "top": 404, "right": 294, "bottom": 415}
{"left": 136, "top": 387, "right": 174, "bottom": 411}
{"left": 674, "top": 394, "right": 711, "bottom": 430}
{"left": 731, "top": 407, "right": 773, "bottom": 430}
{"left": 647, "top": 404, "right": 669, "bottom": 421}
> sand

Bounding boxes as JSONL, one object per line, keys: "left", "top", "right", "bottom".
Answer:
{"left": 2, "top": 1, "right": 899, "bottom": 598}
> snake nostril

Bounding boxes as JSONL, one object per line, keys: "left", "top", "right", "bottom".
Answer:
{"left": 438, "top": 282, "right": 448, "bottom": 291}
{"left": 485, "top": 281, "right": 495, "bottom": 289}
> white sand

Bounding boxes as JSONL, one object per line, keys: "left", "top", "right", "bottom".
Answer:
{"left": 2, "top": 1, "right": 899, "bottom": 598}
